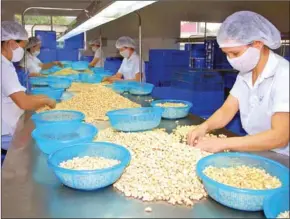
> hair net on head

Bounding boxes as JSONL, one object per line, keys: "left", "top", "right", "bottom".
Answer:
{"left": 116, "top": 36, "right": 136, "bottom": 49}
{"left": 217, "top": 11, "right": 281, "bottom": 49}
{"left": 89, "top": 39, "right": 100, "bottom": 46}
{"left": 26, "top": 36, "right": 41, "bottom": 49}
{"left": 1, "top": 21, "right": 28, "bottom": 41}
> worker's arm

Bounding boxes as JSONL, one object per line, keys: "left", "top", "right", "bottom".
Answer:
{"left": 10, "top": 91, "right": 56, "bottom": 111}
{"left": 29, "top": 72, "right": 43, "bottom": 77}
{"left": 103, "top": 73, "right": 123, "bottom": 83}
{"left": 40, "top": 61, "right": 63, "bottom": 70}
{"left": 123, "top": 72, "right": 141, "bottom": 82}
{"left": 187, "top": 95, "right": 239, "bottom": 145}
{"left": 89, "top": 57, "right": 100, "bottom": 67}
{"left": 195, "top": 112, "right": 289, "bottom": 153}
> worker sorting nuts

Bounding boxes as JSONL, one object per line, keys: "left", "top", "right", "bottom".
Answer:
{"left": 187, "top": 11, "right": 289, "bottom": 156}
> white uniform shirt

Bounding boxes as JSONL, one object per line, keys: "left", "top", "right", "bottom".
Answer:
{"left": 20, "top": 52, "right": 42, "bottom": 73}
{"left": 1, "top": 55, "right": 26, "bottom": 136}
{"left": 230, "top": 51, "right": 289, "bottom": 156}
{"left": 118, "top": 52, "right": 146, "bottom": 82}
{"left": 94, "top": 48, "right": 104, "bottom": 67}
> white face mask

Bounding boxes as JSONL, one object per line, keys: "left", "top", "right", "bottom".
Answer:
{"left": 92, "top": 47, "right": 98, "bottom": 52}
{"left": 11, "top": 43, "right": 25, "bottom": 62}
{"left": 120, "top": 49, "right": 130, "bottom": 58}
{"left": 32, "top": 50, "right": 40, "bottom": 57}
{"left": 227, "top": 47, "right": 261, "bottom": 73}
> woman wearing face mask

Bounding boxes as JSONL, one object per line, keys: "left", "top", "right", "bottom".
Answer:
{"left": 187, "top": 11, "right": 289, "bottom": 156}
{"left": 88, "top": 40, "right": 104, "bottom": 68}
{"left": 104, "top": 36, "right": 145, "bottom": 83}
{"left": 1, "top": 21, "right": 56, "bottom": 152}
{"left": 20, "top": 36, "right": 62, "bottom": 77}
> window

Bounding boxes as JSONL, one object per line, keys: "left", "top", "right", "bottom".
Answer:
{"left": 179, "top": 21, "right": 222, "bottom": 50}
{"left": 14, "top": 14, "right": 76, "bottom": 38}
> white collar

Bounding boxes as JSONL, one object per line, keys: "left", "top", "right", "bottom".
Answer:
{"left": 127, "top": 51, "right": 137, "bottom": 61}
{"left": 240, "top": 50, "right": 278, "bottom": 86}
{"left": 1, "top": 54, "right": 14, "bottom": 67}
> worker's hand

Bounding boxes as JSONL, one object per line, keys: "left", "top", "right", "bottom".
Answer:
{"left": 194, "top": 138, "right": 227, "bottom": 153}
{"left": 45, "top": 98, "right": 57, "bottom": 109}
{"left": 187, "top": 124, "right": 208, "bottom": 146}
{"left": 54, "top": 61, "right": 63, "bottom": 68}
{"left": 29, "top": 73, "right": 43, "bottom": 77}
{"left": 34, "top": 94, "right": 49, "bottom": 99}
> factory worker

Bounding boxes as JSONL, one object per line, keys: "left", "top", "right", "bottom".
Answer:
{"left": 88, "top": 39, "right": 104, "bottom": 68}
{"left": 1, "top": 21, "right": 56, "bottom": 151}
{"left": 104, "top": 36, "right": 145, "bottom": 83}
{"left": 20, "top": 36, "right": 62, "bottom": 77}
{"left": 187, "top": 11, "right": 289, "bottom": 156}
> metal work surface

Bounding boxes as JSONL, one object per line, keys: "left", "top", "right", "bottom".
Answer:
{"left": 2, "top": 94, "right": 289, "bottom": 218}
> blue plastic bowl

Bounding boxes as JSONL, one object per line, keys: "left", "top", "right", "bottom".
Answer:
{"left": 71, "top": 61, "right": 89, "bottom": 71}
{"left": 151, "top": 99, "right": 193, "bottom": 119}
{"left": 112, "top": 81, "right": 139, "bottom": 92}
{"left": 47, "top": 142, "right": 131, "bottom": 190}
{"left": 32, "top": 122, "right": 98, "bottom": 154}
{"left": 129, "top": 82, "right": 154, "bottom": 95}
{"left": 31, "top": 110, "right": 85, "bottom": 130}
{"left": 29, "top": 77, "right": 50, "bottom": 86}
{"left": 263, "top": 188, "right": 289, "bottom": 218}
{"left": 61, "top": 61, "right": 72, "bottom": 68}
{"left": 40, "top": 69, "right": 54, "bottom": 75}
{"left": 48, "top": 77, "right": 72, "bottom": 89}
{"left": 30, "top": 87, "right": 64, "bottom": 101}
{"left": 196, "top": 153, "right": 289, "bottom": 211}
{"left": 79, "top": 73, "right": 102, "bottom": 83}
{"left": 106, "top": 107, "right": 164, "bottom": 132}
{"left": 112, "top": 84, "right": 127, "bottom": 94}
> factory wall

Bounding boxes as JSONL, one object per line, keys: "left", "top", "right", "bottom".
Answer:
{"left": 86, "top": 1, "right": 289, "bottom": 60}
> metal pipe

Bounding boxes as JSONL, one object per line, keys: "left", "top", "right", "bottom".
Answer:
{"left": 99, "top": 28, "right": 103, "bottom": 67}
{"left": 31, "top": 24, "right": 37, "bottom": 36}
{"left": 188, "top": 35, "right": 195, "bottom": 68}
{"left": 50, "top": 16, "right": 53, "bottom": 31}
{"left": 134, "top": 11, "right": 142, "bottom": 83}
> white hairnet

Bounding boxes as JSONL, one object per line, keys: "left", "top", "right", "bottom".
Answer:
{"left": 217, "top": 11, "right": 281, "bottom": 49}
{"left": 116, "top": 36, "right": 136, "bottom": 49}
{"left": 26, "top": 36, "right": 41, "bottom": 49}
{"left": 89, "top": 39, "right": 100, "bottom": 46}
{"left": 1, "top": 21, "right": 28, "bottom": 41}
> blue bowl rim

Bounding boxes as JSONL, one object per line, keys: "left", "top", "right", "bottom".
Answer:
{"left": 47, "top": 142, "right": 131, "bottom": 175}
{"left": 151, "top": 99, "right": 193, "bottom": 109}
{"left": 47, "top": 77, "right": 73, "bottom": 83}
{"left": 31, "top": 110, "right": 85, "bottom": 122}
{"left": 196, "top": 152, "right": 289, "bottom": 194}
{"left": 32, "top": 122, "right": 98, "bottom": 144}
{"left": 263, "top": 187, "right": 289, "bottom": 218}
{"left": 106, "top": 107, "right": 164, "bottom": 117}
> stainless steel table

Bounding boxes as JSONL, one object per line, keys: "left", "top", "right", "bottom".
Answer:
{"left": 2, "top": 94, "right": 289, "bottom": 218}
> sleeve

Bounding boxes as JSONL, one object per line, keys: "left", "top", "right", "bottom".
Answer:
{"left": 27, "top": 60, "right": 42, "bottom": 73}
{"left": 94, "top": 49, "right": 101, "bottom": 58}
{"left": 229, "top": 75, "right": 243, "bottom": 99}
{"left": 271, "top": 66, "right": 289, "bottom": 113}
{"left": 132, "top": 59, "right": 145, "bottom": 75}
{"left": 2, "top": 66, "right": 26, "bottom": 97}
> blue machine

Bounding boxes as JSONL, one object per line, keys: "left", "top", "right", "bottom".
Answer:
{"left": 38, "top": 49, "right": 57, "bottom": 63}
{"left": 64, "top": 33, "right": 84, "bottom": 49}
{"left": 147, "top": 49, "right": 190, "bottom": 86}
{"left": 35, "top": 30, "right": 57, "bottom": 49}
{"left": 56, "top": 49, "right": 79, "bottom": 62}
{"left": 104, "top": 57, "right": 123, "bottom": 74}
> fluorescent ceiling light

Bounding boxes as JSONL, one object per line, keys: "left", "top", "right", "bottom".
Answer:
{"left": 58, "top": 1, "right": 156, "bottom": 41}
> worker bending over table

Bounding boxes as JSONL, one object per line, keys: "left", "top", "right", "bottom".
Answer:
{"left": 103, "top": 36, "right": 145, "bottom": 83}
{"left": 1, "top": 21, "right": 56, "bottom": 152}
{"left": 88, "top": 39, "right": 105, "bottom": 68}
{"left": 187, "top": 11, "right": 289, "bottom": 156}
{"left": 20, "top": 36, "right": 63, "bottom": 77}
